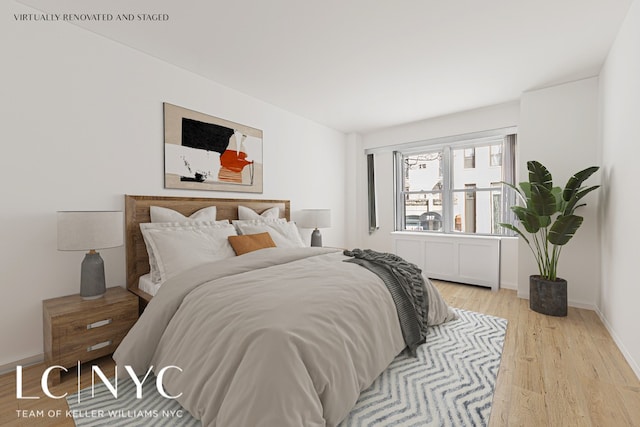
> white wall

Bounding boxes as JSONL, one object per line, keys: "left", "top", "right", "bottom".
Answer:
{"left": 345, "top": 133, "right": 362, "bottom": 249}
{"left": 349, "top": 102, "right": 521, "bottom": 288}
{"left": 0, "top": 2, "right": 347, "bottom": 368}
{"left": 517, "top": 78, "right": 600, "bottom": 307}
{"left": 499, "top": 237, "right": 519, "bottom": 289}
{"left": 598, "top": 0, "right": 640, "bottom": 378}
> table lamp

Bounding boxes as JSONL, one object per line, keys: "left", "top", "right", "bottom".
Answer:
{"left": 300, "top": 209, "right": 331, "bottom": 247}
{"left": 57, "top": 211, "right": 124, "bottom": 299}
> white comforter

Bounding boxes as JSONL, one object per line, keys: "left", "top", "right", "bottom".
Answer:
{"left": 114, "top": 248, "right": 408, "bottom": 426}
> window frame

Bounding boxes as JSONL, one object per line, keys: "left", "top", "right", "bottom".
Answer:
{"left": 393, "top": 131, "right": 516, "bottom": 236}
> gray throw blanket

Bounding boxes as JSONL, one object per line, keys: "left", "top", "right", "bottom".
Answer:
{"left": 343, "top": 249, "right": 429, "bottom": 356}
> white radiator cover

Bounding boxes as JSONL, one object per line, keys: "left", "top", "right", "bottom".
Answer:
{"left": 392, "top": 232, "right": 501, "bottom": 291}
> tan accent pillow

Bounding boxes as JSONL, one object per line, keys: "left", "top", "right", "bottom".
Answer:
{"left": 228, "top": 232, "right": 276, "bottom": 255}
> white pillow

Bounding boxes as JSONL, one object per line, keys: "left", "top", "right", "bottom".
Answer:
{"left": 233, "top": 218, "right": 286, "bottom": 227}
{"left": 238, "top": 205, "right": 280, "bottom": 221}
{"left": 140, "top": 221, "right": 234, "bottom": 282}
{"left": 233, "top": 220, "right": 304, "bottom": 248}
{"left": 232, "top": 218, "right": 286, "bottom": 235}
{"left": 150, "top": 206, "right": 217, "bottom": 223}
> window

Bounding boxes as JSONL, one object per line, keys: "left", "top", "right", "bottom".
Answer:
{"left": 464, "top": 148, "right": 475, "bottom": 168}
{"left": 490, "top": 144, "right": 502, "bottom": 166}
{"left": 395, "top": 132, "right": 516, "bottom": 235}
{"left": 367, "top": 153, "right": 378, "bottom": 234}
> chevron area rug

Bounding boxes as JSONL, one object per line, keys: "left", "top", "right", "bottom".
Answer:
{"left": 339, "top": 308, "right": 507, "bottom": 426}
{"left": 68, "top": 308, "right": 506, "bottom": 426}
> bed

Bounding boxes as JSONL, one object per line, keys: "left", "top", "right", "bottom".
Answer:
{"left": 115, "top": 195, "right": 456, "bottom": 426}
{"left": 124, "top": 194, "right": 290, "bottom": 310}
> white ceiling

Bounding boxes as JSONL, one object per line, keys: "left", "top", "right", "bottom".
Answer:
{"left": 18, "top": 0, "right": 633, "bottom": 133}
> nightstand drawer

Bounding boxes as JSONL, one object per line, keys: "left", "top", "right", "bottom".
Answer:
{"left": 56, "top": 301, "right": 137, "bottom": 334}
{"left": 56, "top": 311, "right": 137, "bottom": 368}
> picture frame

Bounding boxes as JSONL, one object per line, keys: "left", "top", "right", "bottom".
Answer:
{"left": 163, "top": 102, "right": 263, "bottom": 193}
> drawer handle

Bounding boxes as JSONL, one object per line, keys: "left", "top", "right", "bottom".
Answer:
{"left": 87, "top": 319, "right": 112, "bottom": 330}
{"left": 87, "top": 340, "right": 112, "bottom": 352}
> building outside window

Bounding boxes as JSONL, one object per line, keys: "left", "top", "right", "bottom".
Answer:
{"left": 464, "top": 148, "right": 475, "bottom": 168}
{"left": 394, "top": 132, "right": 516, "bottom": 235}
{"left": 463, "top": 183, "right": 477, "bottom": 233}
{"left": 490, "top": 144, "right": 502, "bottom": 167}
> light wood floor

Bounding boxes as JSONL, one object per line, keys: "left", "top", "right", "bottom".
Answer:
{"left": 1, "top": 281, "right": 639, "bottom": 426}
{"left": 435, "top": 280, "right": 640, "bottom": 427}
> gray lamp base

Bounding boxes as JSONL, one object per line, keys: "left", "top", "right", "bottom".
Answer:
{"left": 310, "top": 229, "right": 323, "bottom": 247}
{"left": 80, "top": 251, "right": 106, "bottom": 300}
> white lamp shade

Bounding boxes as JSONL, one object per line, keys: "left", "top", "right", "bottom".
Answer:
{"left": 57, "top": 211, "right": 124, "bottom": 251}
{"left": 299, "top": 209, "right": 331, "bottom": 229}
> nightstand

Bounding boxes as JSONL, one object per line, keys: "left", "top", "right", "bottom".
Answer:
{"left": 43, "top": 286, "right": 138, "bottom": 385}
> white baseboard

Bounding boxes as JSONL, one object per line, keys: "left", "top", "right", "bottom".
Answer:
{"left": 499, "top": 281, "right": 517, "bottom": 290}
{"left": 0, "top": 353, "right": 43, "bottom": 376}
{"left": 567, "top": 300, "right": 597, "bottom": 311}
{"left": 595, "top": 308, "right": 640, "bottom": 381}
{"left": 515, "top": 292, "right": 596, "bottom": 311}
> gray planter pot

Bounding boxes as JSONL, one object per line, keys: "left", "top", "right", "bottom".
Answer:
{"left": 529, "top": 275, "right": 567, "bottom": 317}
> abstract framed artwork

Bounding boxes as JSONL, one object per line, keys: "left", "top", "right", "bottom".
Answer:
{"left": 163, "top": 102, "right": 263, "bottom": 193}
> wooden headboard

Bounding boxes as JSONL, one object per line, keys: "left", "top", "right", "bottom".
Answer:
{"left": 125, "top": 195, "right": 290, "bottom": 306}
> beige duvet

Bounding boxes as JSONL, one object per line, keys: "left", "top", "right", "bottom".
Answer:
{"left": 114, "top": 248, "right": 409, "bottom": 426}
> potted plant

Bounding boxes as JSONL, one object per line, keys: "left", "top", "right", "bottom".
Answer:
{"left": 500, "top": 161, "right": 599, "bottom": 316}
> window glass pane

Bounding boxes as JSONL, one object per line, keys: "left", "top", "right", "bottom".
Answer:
{"left": 402, "top": 151, "right": 444, "bottom": 231}
{"left": 451, "top": 188, "right": 501, "bottom": 234}
{"left": 492, "top": 191, "right": 501, "bottom": 233}
{"left": 491, "top": 182, "right": 502, "bottom": 233}
{"left": 452, "top": 145, "right": 502, "bottom": 189}
{"left": 404, "top": 192, "right": 443, "bottom": 231}
{"left": 403, "top": 152, "right": 443, "bottom": 192}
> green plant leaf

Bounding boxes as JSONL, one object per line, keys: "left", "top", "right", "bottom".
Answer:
{"left": 519, "top": 182, "right": 532, "bottom": 203}
{"left": 539, "top": 215, "right": 551, "bottom": 228}
{"left": 562, "top": 166, "right": 599, "bottom": 201}
{"left": 528, "top": 161, "right": 553, "bottom": 190}
{"left": 499, "top": 223, "right": 530, "bottom": 244}
{"left": 512, "top": 206, "right": 541, "bottom": 233}
{"left": 548, "top": 215, "right": 583, "bottom": 245}
{"left": 530, "top": 184, "right": 558, "bottom": 216}
{"left": 552, "top": 187, "right": 563, "bottom": 211}
{"left": 563, "top": 185, "right": 600, "bottom": 216}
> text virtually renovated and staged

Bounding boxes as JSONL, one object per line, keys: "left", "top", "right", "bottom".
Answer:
{"left": 13, "top": 13, "right": 170, "bottom": 22}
